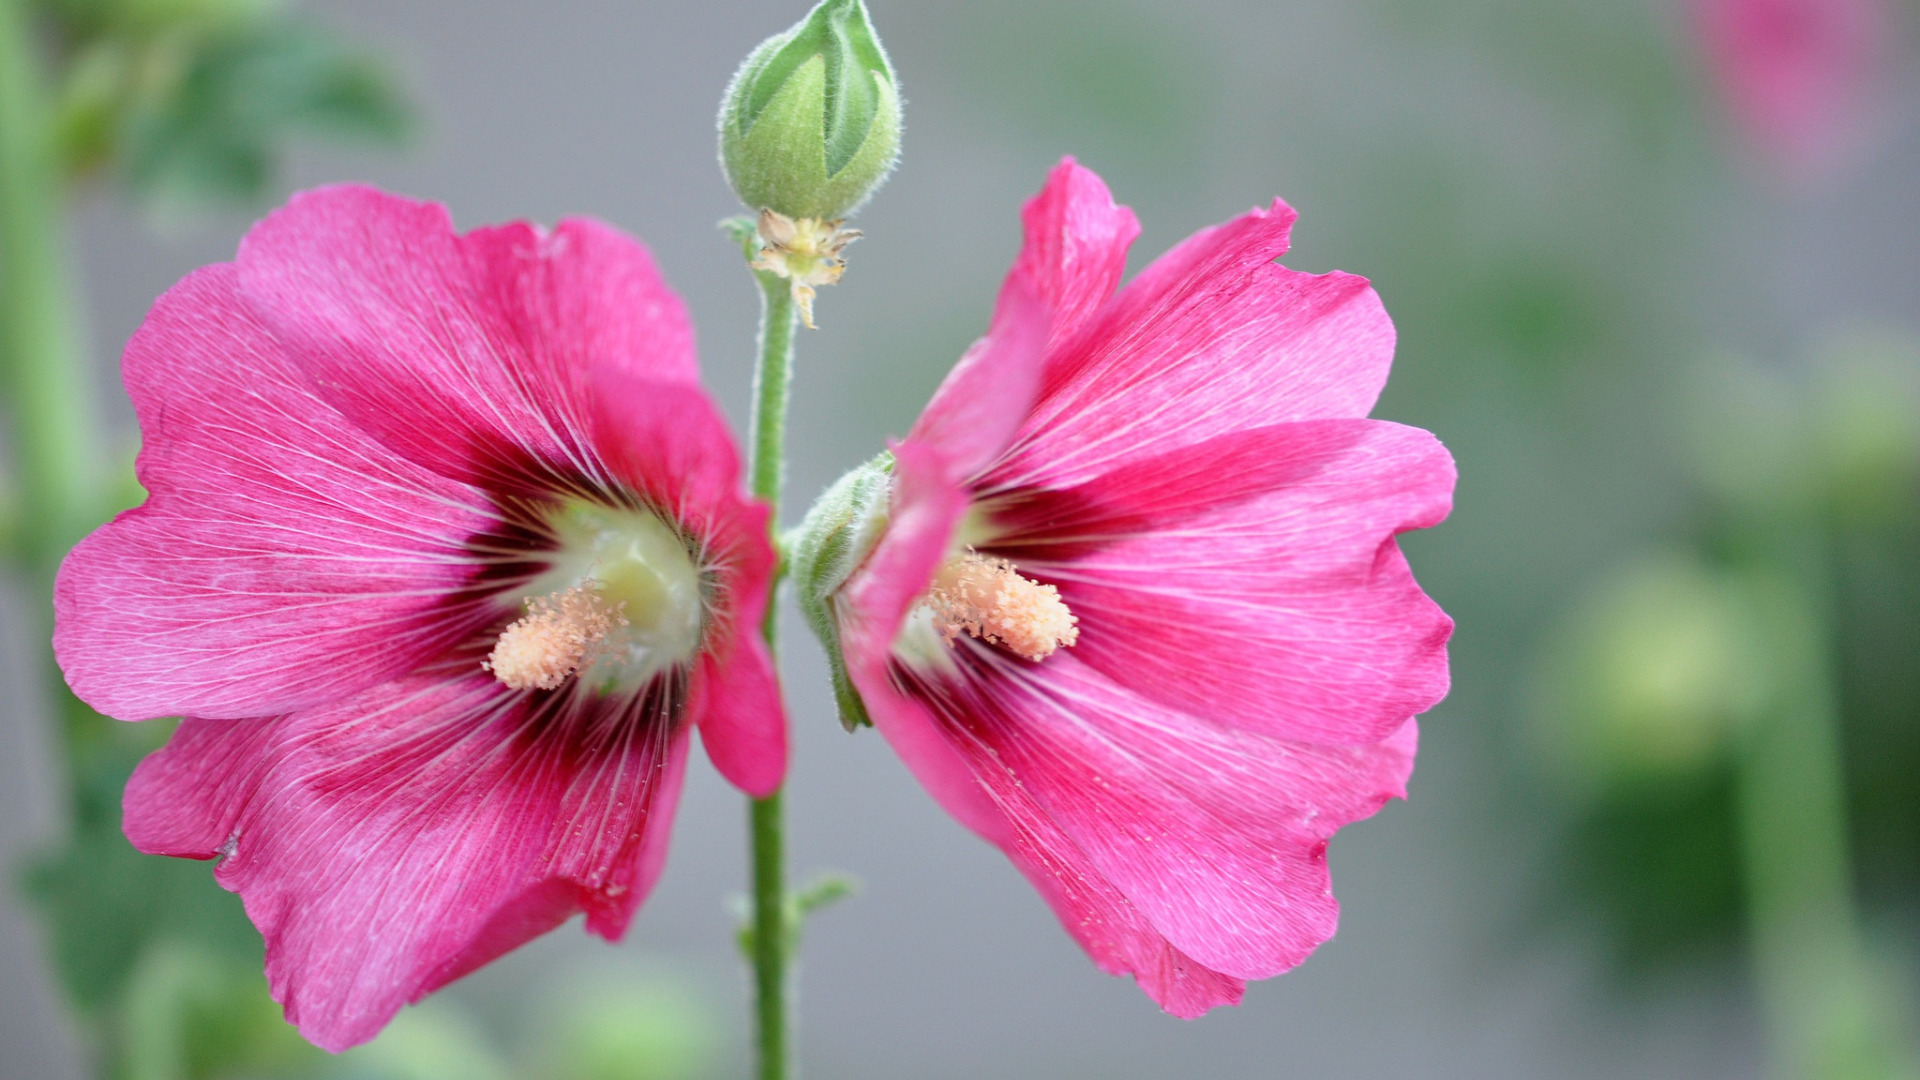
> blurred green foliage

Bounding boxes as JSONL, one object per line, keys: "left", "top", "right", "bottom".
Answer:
{"left": 34, "top": 0, "right": 409, "bottom": 207}
{"left": 1527, "top": 338, "right": 1920, "bottom": 977}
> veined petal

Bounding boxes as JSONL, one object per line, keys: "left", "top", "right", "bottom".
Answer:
{"left": 124, "top": 665, "right": 692, "bottom": 1052}
{"left": 55, "top": 266, "right": 497, "bottom": 722}
{"left": 584, "top": 367, "right": 786, "bottom": 796}
{"left": 980, "top": 201, "right": 1396, "bottom": 493}
{"left": 906, "top": 159, "right": 1138, "bottom": 481}
{"left": 901, "top": 646, "right": 1416, "bottom": 983}
{"left": 904, "top": 276, "right": 1051, "bottom": 482}
{"left": 861, "top": 662, "right": 1246, "bottom": 1017}
{"left": 1013, "top": 157, "right": 1142, "bottom": 354}
{"left": 989, "top": 420, "right": 1455, "bottom": 744}
{"left": 236, "top": 186, "right": 695, "bottom": 495}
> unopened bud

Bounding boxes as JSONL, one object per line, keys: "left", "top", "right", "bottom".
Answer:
{"left": 718, "top": 0, "right": 901, "bottom": 221}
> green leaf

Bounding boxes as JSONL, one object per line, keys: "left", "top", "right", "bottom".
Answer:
{"left": 119, "top": 17, "right": 410, "bottom": 206}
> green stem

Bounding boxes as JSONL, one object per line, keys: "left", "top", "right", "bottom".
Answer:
{"left": 746, "top": 274, "right": 797, "bottom": 1080}
{"left": 0, "top": 0, "right": 96, "bottom": 577}
{"left": 1732, "top": 538, "right": 1913, "bottom": 1080}
{"left": 0, "top": 0, "right": 105, "bottom": 798}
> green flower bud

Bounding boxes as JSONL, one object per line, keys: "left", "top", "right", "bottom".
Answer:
{"left": 787, "top": 452, "right": 893, "bottom": 731}
{"left": 718, "top": 0, "right": 901, "bottom": 221}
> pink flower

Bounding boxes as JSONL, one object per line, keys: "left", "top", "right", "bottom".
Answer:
{"left": 823, "top": 160, "right": 1453, "bottom": 1015}
{"left": 1689, "top": 0, "right": 1887, "bottom": 170}
{"left": 53, "top": 188, "right": 785, "bottom": 1051}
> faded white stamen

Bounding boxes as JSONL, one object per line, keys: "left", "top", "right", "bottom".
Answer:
{"left": 485, "top": 583, "right": 628, "bottom": 691}
{"left": 923, "top": 550, "right": 1079, "bottom": 662}
{"left": 749, "top": 208, "right": 861, "bottom": 329}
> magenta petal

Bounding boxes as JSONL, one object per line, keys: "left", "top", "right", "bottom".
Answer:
{"left": 694, "top": 638, "right": 786, "bottom": 798}
{"left": 905, "top": 159, "right": 1139, "bottom": 480}
{"left": 236, "top": 187, "right": 693, "bottom": 491}
{"left": 904, "top": 275, "right": 1052, "bottom": 481}
{"left": 583, "top": 371, "right": 758, "bottom": 546}
{"left": 983, "top": 206, "right": 1397, "bottom": 492}
{"left": 862, "top": 669, "right": 1245, "bottom": 1017}
{"left": 583, "top": 368, "right": 787, "bottom": 797}
{"left": 919, "top": 649, "right": 1415, "bottom": 981}
{"left": 54, "top": 266, "right": 496, "bottom": 721}
{"left": 1010, "top": 157, "right": 1140, "bottom": 354}
{"left": 997, "top": 420, "right": 1455, "bottom": 744}
{"left": 125, "top": 670, "right": 691, "bottom": 1052}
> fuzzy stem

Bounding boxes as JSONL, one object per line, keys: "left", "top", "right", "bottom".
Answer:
{"left": 746, "top": 273, "right": 798, "bottom": 1080}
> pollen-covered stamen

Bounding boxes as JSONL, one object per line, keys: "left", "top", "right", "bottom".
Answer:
{"left": 484, "top": 583, "right": 629, "bottom": 691}
{"left": 925, "top": 550, "right": 1079, "bottom": 662}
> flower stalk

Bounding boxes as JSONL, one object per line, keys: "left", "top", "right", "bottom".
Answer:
{"left": 0, "top": 0, "right": 99, "bottom": 581}
{"left": 745, "top": 263, "right": 800, "bottom": 1080}
{"left": 1731, "top": 534, "right": 1913, "bottom": 1080}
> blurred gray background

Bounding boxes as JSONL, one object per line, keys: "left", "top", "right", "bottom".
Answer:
{"left": 5, "top": 0, "right": 1918, "bottom": 1077}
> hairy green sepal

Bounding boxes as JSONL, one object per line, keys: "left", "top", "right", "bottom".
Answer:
{"left": 718, "top": 0, "right": 900, "bottom": 220}
{"left": 786, "top": 451, "right": 893, "bottom": 731}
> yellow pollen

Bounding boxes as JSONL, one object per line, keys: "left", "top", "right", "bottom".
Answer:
{"left": 925, "top": 550, "right": 1080, "bottom": 662}
{"left": 484, "top": 584, "right": 628, "bottom": 691}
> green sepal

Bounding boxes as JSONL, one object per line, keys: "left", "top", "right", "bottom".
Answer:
{"left": 717, "top": 0, "right": 901, "bottom": 220}
{"left": 786, "top": 451, "right": 893, "bottom": 731}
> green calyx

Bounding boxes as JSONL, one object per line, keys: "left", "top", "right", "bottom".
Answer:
{"left": 718, "top": 0, "right": 900, "bottom": 220}
{"left": 786, "top": 452, "right": 894, "bottom": 731}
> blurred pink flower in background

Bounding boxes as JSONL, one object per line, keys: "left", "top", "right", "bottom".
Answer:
{"left": 1688, "top": 0, "right": 1890, "bottom": 171}
{"left": 831, "top": 160, "right": 1454, "bottom": 1015}
{"left": 53, "top": 188, "right": 785, "bottom": 1050}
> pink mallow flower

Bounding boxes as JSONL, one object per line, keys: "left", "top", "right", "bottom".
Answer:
{"left": 809, "top": 159, "right": 1453, "bottom": 1015}
{"left": 1689, "top": 0, "right": 1888, "bottom": 171}
{"left": 54, "top": 188, "right": 785, "bottom": 1051}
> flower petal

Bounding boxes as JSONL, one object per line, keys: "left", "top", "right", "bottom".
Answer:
{"left": 583, "top": 368, "right": 787, "bottom": 797}
{"left": 837, "top": 442, "right": 1010, "bottom": 837}
{"left": 901, "top": 647, "right": 1416, "bottom": 985}
{"left": 906, "top": 159, "right": 1137, "bottom": 480}
{"left": 124, "top": 667, "right": 692, "bottom": 1052}
{"left": 1013, "top": 157, "right": 1142, "bottom": 353}
{"left": 236, "top": 186, "right": 695, "bottom": 493}
{"left": 693, "top": 637, "right": 786, "bottom": 798}
{"left": 860, "top": 663, "right": 1246, "bottom": 1017}
{"left": 991, "top": 419, "right": 1454, "bottom": 744}
{"left": 904, "top": 275, "right": 1052, "bottom": 482}
{"left": 55, "top": 265, "right": 497, "bottom": 721}
{"left": 980, "top": 201, "right": 1397, "bottom": 492}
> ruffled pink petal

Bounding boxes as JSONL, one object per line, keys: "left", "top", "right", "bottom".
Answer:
{"left": 236, "top": 186, "right": 695, "bottom": 493}
{"left": 905, "top": 648, "right": 1415, "bottom": 984}
{"left": 979, "top": 201, "right": 1397, "bottom": 493}
{"left": 904, "top": 275, "right": 1052, "bottom": 481}
{"left": 861, "top": 661, "right": 1245, "bottom": 1015}
{"left": 55, "top": 266, "right": 498, "bottom": 722}
{"left": 125, "top": 666, "right": 692, "bottom": 1052}
{"left": 1009, "top": 158, "right": 1140, "bottom": 355}
{"left": 906, "top": 159, "right": 1136, "bottom": 480}
{"left": 990, "top": 419, "right": 1454, "bottom": 744}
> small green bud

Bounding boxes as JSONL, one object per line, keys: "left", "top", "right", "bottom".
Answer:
{"left": 718, "top": 0, "right": 901, "bottom": 221}
{"left": 787, "top": 452, "right": 894, "bottom": 731}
